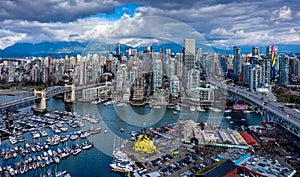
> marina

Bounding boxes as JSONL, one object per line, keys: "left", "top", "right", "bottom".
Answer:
{"left": 2, "top": 94, "right": 297, "bottom": 177}
{"left": 0, "top": 110, "right": 103, "bottom": 176}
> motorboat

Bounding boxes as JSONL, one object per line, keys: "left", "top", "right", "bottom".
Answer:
{"left": 197, "top": 106, "right": 206, "bottom": 112}
{"left": 55, "top": 170, "right": 68, "bottom": 177}
{"left": 110, "top": 161, "right": 134, "bottom": 173}
{"left": 225, "top": 116, "right": 231, "bottom": 119}
{"left": 224, "top": 109, "right": 232, "bottom": 113}
{"left": 82, "top": 141, "right": 93, "bottom": 150}
{"left": 243, "top": 110, "right": 251, "bottom": 113}
{"left": 211, "top": 107, "right": 222, "bottom": 112}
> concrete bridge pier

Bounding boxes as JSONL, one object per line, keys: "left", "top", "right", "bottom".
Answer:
{"left": 33, "top": 90, "right": 47, "bottom": 112}
{"left": 64, "top": 84, "right": 76, "bottom": 103}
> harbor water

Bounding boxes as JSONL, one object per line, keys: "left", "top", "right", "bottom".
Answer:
{"left": 0, "top": 95, "right": 264, "bottom": 177}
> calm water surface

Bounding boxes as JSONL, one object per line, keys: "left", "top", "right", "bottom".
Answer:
{"left": 0, "top": 95, "right": 263, "bottom": 177}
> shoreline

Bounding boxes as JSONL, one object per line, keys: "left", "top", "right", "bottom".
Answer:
{"left": 0, "top": 89, "right": 33, "bottom": 95}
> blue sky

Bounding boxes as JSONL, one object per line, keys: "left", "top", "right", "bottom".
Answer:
{"left": 90, "top": 4, "right": 141, "bottom": 20}
{"left": 0, "top": 0, "right": 299, "bottom": 50}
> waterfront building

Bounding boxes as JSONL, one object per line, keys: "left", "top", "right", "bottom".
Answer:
{"left": 233, "top": 46, "right": 242, "bottom": 81}
{"left": 279, "top": 55, "right": 290, "bottom": 86}
{"left": 250, "top": 64, "right": 262, "bottom": 92}
{"left": 132, "top": 76, "right": 145, "bottom": 101}
{"left": 82, "top": 85, "right": 110, "bottom": 100}
{"left": 193, "top": 86, "right": 214, "bottom": 102}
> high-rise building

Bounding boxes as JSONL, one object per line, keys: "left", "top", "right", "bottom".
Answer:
{"left": 167, "top": 57, "right": 176, "bottom": 78}
{"left": 116, "top": 64, "right": 128, "bottom": 92}
{"left": 252, "top": 47, "right": 259, "bottom": 57}
{"left": 279, "top": 55, "right": 290, "bottom": 85}
{"left": 293, "top": 57, "right": 300, "bottom": 77}
{"left": 242, "top": 62, "right": 251, "bottom": 84}
{"left": 116, "top": 43, "right": 121, "bottom": 55}
{"left": 233, "top": 46, "right": 242, "bottom": 80}
{"left": 132, "top": 76, "right": 144, "bottom": 101}
{"left": 183, "top": 38, "right": 195, "bottom": 71}
{"left": 153, "top": 54, "right": 163, "bottom": 90}
{"left": 170, "top": 76, "right": 180, "bottom": 97}
{"left": 259, "top": 57, "right": 271, "bottom": 85}
{"left": 266, "top": 46, "right": 278, "bottom": 81}
{"left": 129, "top": 66, "right": 138, "bottom": 84}
{"left": 187, "top": 69, "right": 200, "bottom": 91}
{"left": 109, "top": 44, "right": 113, "bottom": 54}
{"left": 250, "top": 64, "right": 262, "bottom": 92}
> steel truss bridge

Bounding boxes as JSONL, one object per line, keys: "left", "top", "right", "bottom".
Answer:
{"left": 0, "top": 83, "right": 105, "bottom": 113}
{"left": 212, "top": 80, "right": 300, "bottom": 138}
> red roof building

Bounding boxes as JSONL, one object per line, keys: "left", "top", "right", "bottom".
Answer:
{"left": 240, "top": 132, "right": 261, "bottom": 149}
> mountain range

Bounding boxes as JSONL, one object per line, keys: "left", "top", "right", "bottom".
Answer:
{"left": 0, "top": 41, "right": 299, "bottom": 58}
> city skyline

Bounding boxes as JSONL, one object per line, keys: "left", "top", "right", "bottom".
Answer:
{"left": 0, "top": 1, "right": 300, "bottom": 51}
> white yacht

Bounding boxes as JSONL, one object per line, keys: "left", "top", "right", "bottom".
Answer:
{"left": 110, "top": 161, "right": 134, "bottom": 173}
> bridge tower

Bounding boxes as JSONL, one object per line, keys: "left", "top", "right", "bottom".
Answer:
{"left": 33, "top": 89, "right": 47, "bottom": 112}
{"left": 64, "top": 84, "right": 76, "bottom": 103}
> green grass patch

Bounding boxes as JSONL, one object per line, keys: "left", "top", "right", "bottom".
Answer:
{"left": 24, "top": 85, "right": 46, "bottom": 90}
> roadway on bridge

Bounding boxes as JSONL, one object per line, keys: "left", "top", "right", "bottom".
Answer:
{"left": 211, "top": 80, "right": 300, "bottom": 129}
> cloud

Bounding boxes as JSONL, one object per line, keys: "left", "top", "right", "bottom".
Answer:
{"left": 0, "top": 0, "right": 300, "bottom": 50}
{"left": 210, "top": 28, "right": 232, "bottom": 37}
{"left": 270, "top": 6, "right": 292, "bottom": 21}
{"left": 0, "top": 0, "right": 120, "bottom": 22}
{"left": 0, "top": 29, "right": 26, "bottom": 49}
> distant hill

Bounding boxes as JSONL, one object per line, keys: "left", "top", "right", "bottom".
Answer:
{"left": 0, "top": 42, "right": 87, "bottom": 58}
{"left": 0, "top": 41, "right": 299, "bottom": 58}
{"left": 212, "top": 45, "right": 300, "bottom": 55}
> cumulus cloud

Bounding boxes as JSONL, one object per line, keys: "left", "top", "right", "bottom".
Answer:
{"left": 0, "top": 0, "right": 120, "bottom": 22}
{"left": 0, "top": 29, "right": 26, "bottom": 49}
{"left": 0, "top": 0, "right": 300, "bottom": 50}
{"left": 270, "top": 6, "right": 293, "bottom": 21}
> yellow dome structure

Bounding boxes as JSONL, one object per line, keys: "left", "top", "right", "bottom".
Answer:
{"left": 134, "top": 135, "right": 157, "bottom": 154}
